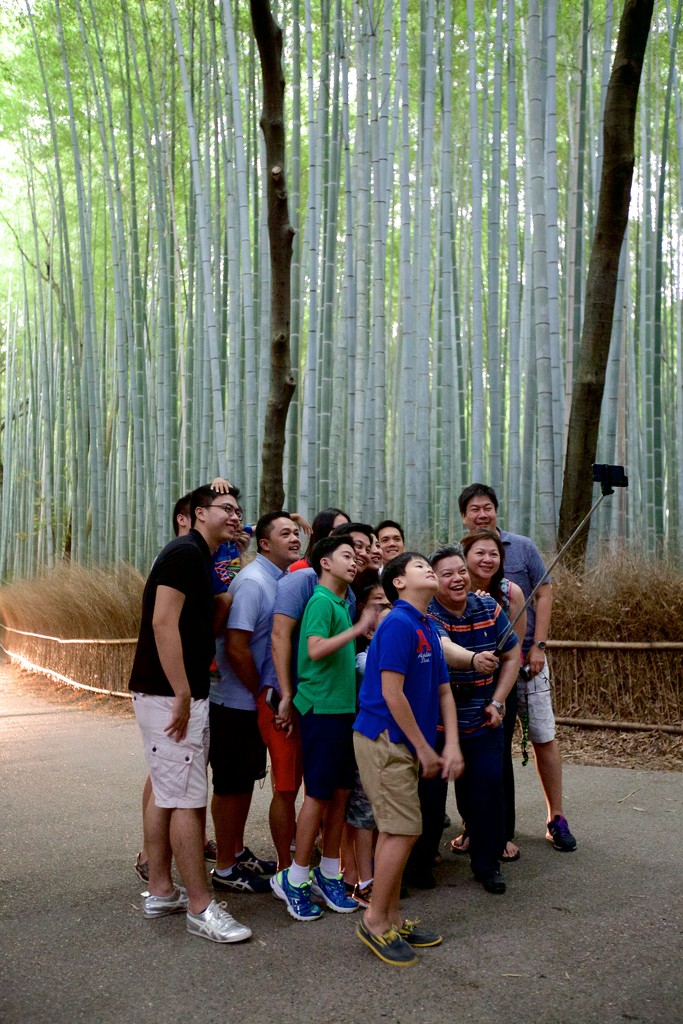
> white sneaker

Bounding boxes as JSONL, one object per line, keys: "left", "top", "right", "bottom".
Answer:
{"left": 186, "top": 899, "right": 252, "bottom": 943}
{"left": 142, "top": 886, "right": 189, "bottom": 918}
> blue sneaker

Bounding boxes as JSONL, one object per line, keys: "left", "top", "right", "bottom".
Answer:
{"left": 310, "top": 867, "right": 359, "bottom": 913}
{"left": 270, "top": 869, "right": 323, "bottom": 922}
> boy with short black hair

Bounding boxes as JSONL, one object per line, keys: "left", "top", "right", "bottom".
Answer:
{"left": 353, "top": 552, "right": 464, "bottom": 966}
{"left": 271, "top": 535, "right": 379, "bottom": 921}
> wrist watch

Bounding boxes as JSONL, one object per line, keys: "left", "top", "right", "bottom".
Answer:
{"left": 533, "top": 640, "right": 547, "bottom": 651}
{"left": 488, "top": 699, "right": 504, "bottom": 714}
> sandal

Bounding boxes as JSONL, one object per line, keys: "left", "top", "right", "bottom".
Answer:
{"left": 449, "top": 832, "right": 469, "bottom": 855}
{"left": 501, "top": 841, "right": 521, "bottom": 862}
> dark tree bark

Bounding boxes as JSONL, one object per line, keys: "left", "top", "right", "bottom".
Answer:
{"left": 250, "top": 0, "right": 296, "bottom": 513}
{"left": 558, "top": 0, "right": 654, "bottom": 563}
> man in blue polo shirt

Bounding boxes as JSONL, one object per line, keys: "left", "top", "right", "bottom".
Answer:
{"left": 353, "top": 552, "right": 464, "bottom": 967}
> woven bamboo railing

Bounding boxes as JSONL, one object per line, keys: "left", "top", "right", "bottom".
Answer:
{"left": 1, "top": 626, "right": 682, "bottom": 731}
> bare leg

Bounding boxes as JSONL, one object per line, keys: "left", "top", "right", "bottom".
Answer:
{"left": 169, "top": 807, "right": 212, "bottom": 915}
{"left": 341, "top": 824, "right": 358, "bottom": 885}
{"left": 212, "top": 790, "right": 253, "bottom": 871}
{"left": 354, "top": 827, "right": 375, "bottom": 883}
{"left": 142, "top": 778, "right": 208, "bottom": 866}
{"left": 139, "top": 775, "right": 153, "bottom": 862}
{"left": 532, "top": 738, "right": 564, "bottom": 819}
{"left": 364, "top": 833, "right": 417, "bottom": 935}
{"left": 269, "top": 790, "right": 298, "bottom": 869}
{"left": 293, "top": 795, "right": 327, "bottom": 867}
{"left": 143, "top": 795, "right": 173, "bottom": 896}
{"left": 320, "top": 788, "right": 350, "bottom": 860}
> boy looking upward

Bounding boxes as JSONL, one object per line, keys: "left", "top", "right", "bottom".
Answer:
{"left": 353, "top": 552, "right": 464, "bottom": 966}
{"left": 271, "top": 535, "right": 379, "bottom": 921}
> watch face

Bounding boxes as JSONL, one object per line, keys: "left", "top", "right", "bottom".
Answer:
{"left": 536, "top": 641, "right": 546, "bottom": 650}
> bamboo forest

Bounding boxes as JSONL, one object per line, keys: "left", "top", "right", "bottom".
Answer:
{"left": 0, "top": 0, "right": 681, "bottom": 579}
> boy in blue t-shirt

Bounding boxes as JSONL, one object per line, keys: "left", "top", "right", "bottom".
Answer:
{"left": 353, "top": 552, "right": 464, "bottom": 966}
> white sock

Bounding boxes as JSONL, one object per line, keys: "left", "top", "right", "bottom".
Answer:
{"left": 234, "top": 848, "right": 246, "bottom": 860}
{"left": 358, "top": 877, "right": 373, "bottom": 889}
{"left": 213, "top": 865, "right": 235, "bottom": 878}
{"left": 288, "top": 861, "right": 311, "bottom": 887}
{"left": 320, "top": 856, "right": 340, "bottom": 879}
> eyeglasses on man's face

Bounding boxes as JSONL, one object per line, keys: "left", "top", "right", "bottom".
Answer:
{"left": 209, "top": 503, "right": 243, "bottom": 520}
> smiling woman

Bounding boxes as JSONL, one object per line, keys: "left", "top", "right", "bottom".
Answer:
{"left": 461, "top": 529, "right": 526, "bottom": 860}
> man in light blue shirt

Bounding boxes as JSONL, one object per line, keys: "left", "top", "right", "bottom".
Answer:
{"left": 209, "top": 512, "right": 302, "bottom": 893}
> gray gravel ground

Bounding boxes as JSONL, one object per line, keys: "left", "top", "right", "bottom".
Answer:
{"left": 1, "top": 664, "right": 681, "bottom": 1024}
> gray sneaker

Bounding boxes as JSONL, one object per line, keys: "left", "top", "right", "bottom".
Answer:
{"left": 142, "top": 886, "right": 188, "bottom": 918}
{"left": 186, "top": 899, "right": 252, "bottom": 943}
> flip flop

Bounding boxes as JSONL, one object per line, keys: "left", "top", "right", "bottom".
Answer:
{"left": 450, "top": 833, "right": 469, "bottom": 855}
{"left": 501, "top": 842, "right": 521, "bottom": 862}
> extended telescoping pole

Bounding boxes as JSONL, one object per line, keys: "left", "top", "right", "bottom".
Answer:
{"left": 495, "top": 464, "right": 628, "bottom": 652}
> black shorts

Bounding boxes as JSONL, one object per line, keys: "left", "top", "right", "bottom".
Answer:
{"left": 209, "top": 703, "right": 267, "bottom": 795}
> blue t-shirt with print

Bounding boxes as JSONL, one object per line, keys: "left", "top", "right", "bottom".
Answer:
{"left": 354, "top": 599, "right": 448, "bottom": 752}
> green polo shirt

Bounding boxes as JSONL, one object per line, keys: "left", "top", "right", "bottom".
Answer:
{"left": 294, "top": 584, "right": 356, "bottom": 715}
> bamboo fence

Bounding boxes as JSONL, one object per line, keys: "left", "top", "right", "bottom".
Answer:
{"left": 1, "top": 626, "right": 681, "bottom": 730}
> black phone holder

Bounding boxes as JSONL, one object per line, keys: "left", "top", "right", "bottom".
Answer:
{"left": 593, "top": 464, "right": 628, "bottom": 496}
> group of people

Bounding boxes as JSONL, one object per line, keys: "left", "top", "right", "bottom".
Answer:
{"left": 128, "top": 481, "right": 577, "bottom": 966}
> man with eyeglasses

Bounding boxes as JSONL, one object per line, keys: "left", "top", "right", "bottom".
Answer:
{"left": 128, "top": 484, "right": 252, "bottom": 943}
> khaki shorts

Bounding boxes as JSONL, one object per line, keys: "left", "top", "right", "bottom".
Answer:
{"left": 353, "top": 730, "right": 421, "bottom": 835}
{"left": 517, "top": 658, "right": 556, "bottom": 744}
{"left": 132, "top": 692, "right": 210, "bottom": 809}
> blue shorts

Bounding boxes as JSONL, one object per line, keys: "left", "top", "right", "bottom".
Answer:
{"left": 298, "top": 710, "right": 356, "bottom": 800}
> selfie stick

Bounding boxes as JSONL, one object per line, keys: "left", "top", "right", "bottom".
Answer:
{"left": 495, "top": 464, "right": 628, "bottom": 652}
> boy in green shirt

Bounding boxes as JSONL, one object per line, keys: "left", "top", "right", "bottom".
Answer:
{"left": 271, "top": 535, "right": 379, "bottom": 921}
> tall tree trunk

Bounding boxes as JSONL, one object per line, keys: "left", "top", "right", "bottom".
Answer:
{"left": 250, "top": 0, "right": 296, "bottom": 514}
{"left": 558, "top": 0, "right": 654, "bottom": 559}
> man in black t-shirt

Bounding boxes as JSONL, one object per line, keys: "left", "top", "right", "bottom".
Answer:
{"left": 129, "top": 484, "right": 252, "bottom": 944}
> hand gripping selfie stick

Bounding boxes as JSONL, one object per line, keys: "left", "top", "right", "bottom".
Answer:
{"left": 495, "top": 464, "right": 628, "bottom": 652}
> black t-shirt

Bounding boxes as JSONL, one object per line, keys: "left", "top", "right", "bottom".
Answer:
{"left": 128, "top": 530, "right": 215, "bottom": 700}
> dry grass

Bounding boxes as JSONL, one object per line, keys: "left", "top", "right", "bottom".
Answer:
{"left": 0, "top": 561, "right": 144, "bottom": 639}
{"left": 549, "top": 551, "right": 683, "bottom": 725}
{"left": 552, "top": 549, "right": 683, "bottom": 642}
{"left": 0, "top": 551, "right": 682, "bottom": 719}
{"left": 0, "top": 562, "right": 144, "bottom": 694}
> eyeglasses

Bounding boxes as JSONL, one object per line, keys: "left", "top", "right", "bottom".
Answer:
{"left": 210, "top": 503, "right": 243, "bottom": 520}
